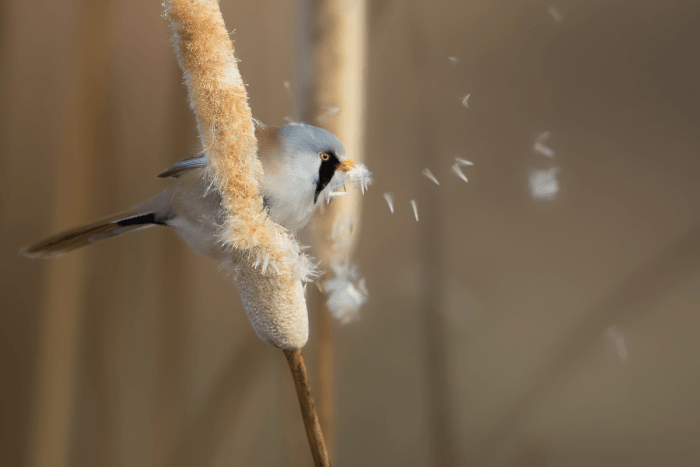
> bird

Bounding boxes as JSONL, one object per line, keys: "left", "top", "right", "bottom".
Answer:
{"left": 20, "top": 123, "right": 356, "bottom": 260}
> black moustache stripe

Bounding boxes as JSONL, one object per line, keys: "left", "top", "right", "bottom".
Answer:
{"left": 314, "top": 152, "right": 341, "bottom": 203}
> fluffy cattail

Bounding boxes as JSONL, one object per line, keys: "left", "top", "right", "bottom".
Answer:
{"left": 165, "top": 0, "right": 309, "bottom": 348}
{"left": 233, "top": 253, "right": 309, "bottom": 349}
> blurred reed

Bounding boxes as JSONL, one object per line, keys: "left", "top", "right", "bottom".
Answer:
{"left": 304, "top": 0, "right": 368, "bottom": 461}
{"left": 409, "top": 6, "right": 460, "bottom": 467}
{"left": 28, "top": 2, "right": 112, "bottom": 466}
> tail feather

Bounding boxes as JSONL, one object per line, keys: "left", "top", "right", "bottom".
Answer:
{"left": 20, "top": 211, "right": 166, "bottom": 259}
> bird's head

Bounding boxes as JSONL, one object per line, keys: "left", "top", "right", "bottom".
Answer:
{"left": 255, "top": 123, "right": 356, "bottom": 233}
{"left": 275, "top": 124, "right": 354, "bottom": 204}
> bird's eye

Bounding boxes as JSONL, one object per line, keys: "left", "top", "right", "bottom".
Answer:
{"left": 320, "top": 153, "right": 330, "bottom": 161}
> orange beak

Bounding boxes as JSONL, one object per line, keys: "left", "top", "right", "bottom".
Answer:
{"left": 338, "top": 160, "right": 355, "bottom": 172}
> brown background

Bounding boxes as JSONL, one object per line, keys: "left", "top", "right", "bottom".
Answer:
{"left": 3, "top": 0, "right": 700, "bottom": 466}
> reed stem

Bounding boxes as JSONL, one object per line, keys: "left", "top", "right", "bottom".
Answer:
{"left": 283, "top": 349, "right": 331, "bottom": 467}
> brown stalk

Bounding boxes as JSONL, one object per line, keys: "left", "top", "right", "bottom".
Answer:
{"left": 315, "top": 302, "right": 336, "bottom": 458}
{"left": 283, "top": 349, "right": 331, "bottom": 467}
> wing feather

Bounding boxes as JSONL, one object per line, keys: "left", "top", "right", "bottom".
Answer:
{"left": 156, "top": 154, "right": 207, "bottom": 178}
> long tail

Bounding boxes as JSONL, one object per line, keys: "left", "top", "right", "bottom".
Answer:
{"left": 20, "top": 210, "right": 168, "bottom": 259}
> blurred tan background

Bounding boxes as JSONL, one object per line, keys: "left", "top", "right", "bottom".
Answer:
{"left": 3, "top": 0, "right": 700, "bottom": 466}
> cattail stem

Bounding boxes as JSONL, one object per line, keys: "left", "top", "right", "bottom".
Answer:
{"left": 283, "top": 349, "right": 331, "bottom": 467}
{"left": 315, "top": 304, "right": 336, "bottom": 458}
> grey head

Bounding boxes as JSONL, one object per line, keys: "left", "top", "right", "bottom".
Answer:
{"left": 277, "top": 124, "right": 350, "bottom": 202}
{"left": 259, "top": 124, "right": 355, "bottom": 233}
{"left": 277, "top": 124, "right": 346, "bottom": 157}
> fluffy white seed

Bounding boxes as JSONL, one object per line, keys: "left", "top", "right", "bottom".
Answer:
{"left": 450, "top": 164, "right": 468, "bottom": 182}
{"left": 383, "top": 193, "right": 394, "bottom": 213}
{"left": 534, "top": 131, "right": 556, "bottom": 157}
{"left": 528, "top": 167, "right": 560, "bottom": 200}
{"left": 455, "top": 157, "right": 474, "bottom": 166}
{"left": 548, "top": 5, "right": 563, "bottom": 23}
{"left": 345, "top": 162, "right": 372, "bottom": 194}
{"left": 322, "top": 264, "right": 368, "bottom": 324}
{"left": 317, "top": 105, "right": 340, "bottom": 122}
{"left": 422, "top": 168, "right": 440, "bottom": 185}
{"left": 606, "top": 326, "right": 628, "bottom": 362}
{"left": 410, "top": 200, "right": 419, "bottom": 222}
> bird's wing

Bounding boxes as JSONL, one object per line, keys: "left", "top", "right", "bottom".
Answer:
{"left": 156, "top": 154, "right": 207, "bottom": 178}
{"left": 158, "top": 125, "right": 279, "bottom": 179}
